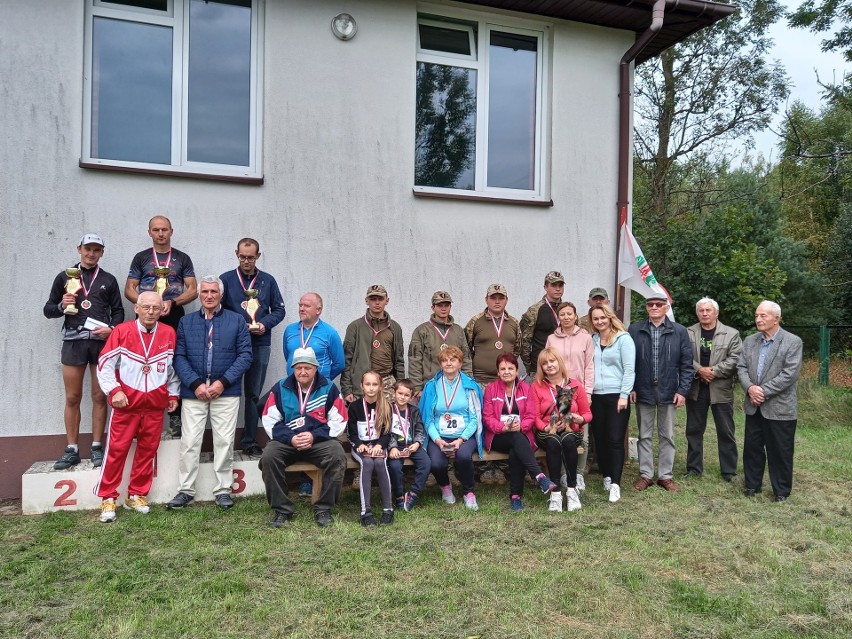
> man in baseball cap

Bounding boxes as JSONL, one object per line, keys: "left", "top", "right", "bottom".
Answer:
{"left": 579, "top": 287, "right": 611, "bottom": 332}
{"left": 409, "top": 291, "right": 471, "bottom": 397}
{"left": 519, "top": 272, "right": 565, "bottom": 376}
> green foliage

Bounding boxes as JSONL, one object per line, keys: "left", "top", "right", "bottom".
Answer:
{"left": 825, "top": 204, "right": 852, "bottom": 321}
{"left": 788, "top": 0, "right": 852, "bottom": 61}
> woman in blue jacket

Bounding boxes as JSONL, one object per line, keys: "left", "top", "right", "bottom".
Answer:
{"left": 589, "top": 305, "right": 635, "bottom": 504}
{"left": 419, "top": 346, "right": 483, "bottom": 510}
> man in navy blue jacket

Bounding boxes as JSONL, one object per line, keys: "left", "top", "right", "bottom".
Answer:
{"left": 168, "top": 276, "right": 253, "bottom": 510}
{"left": 220, "top": 238, "right": 286, "bottom": 458}
{"left": 628, "top": 295, "right": 693, "bottom": 492}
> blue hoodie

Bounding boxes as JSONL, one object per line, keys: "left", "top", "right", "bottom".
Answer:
{"left": 591, "top": 331, "right": 636, "bottom": 398}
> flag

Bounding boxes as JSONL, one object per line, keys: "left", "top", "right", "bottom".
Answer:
{"left": 618, "top": 213, "right": 675, "bottom": 320}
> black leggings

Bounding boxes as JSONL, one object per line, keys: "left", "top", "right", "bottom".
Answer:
{"left": 535, "top": 431, "right": 581, "bottom": 488}
{"left": 590, "top": 393, "right": 630, "bottom": 485}
{"left": 489, "top": 432, "right": 544, "bottom": 496}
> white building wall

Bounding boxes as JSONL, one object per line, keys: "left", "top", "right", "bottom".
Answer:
{"left": 0, "top": 0, "right": 631, "bottom": 439}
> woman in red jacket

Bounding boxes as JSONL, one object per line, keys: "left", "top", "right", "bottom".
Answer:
{"left": 482, "top": 353, "right": 557, "bottom": 512}
{"left": 531, "top": 347, "right": 592, "bottom": 513}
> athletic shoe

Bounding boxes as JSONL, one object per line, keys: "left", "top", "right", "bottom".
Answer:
{"left": 403, "top": 491, "right": 418, "bottom": 512}
{"left": 609, "top": 484, "right": 621, "bottom": 503}
{"left": 168, "top": 414, "right": 182, "bottom": 438}
{"left": 510, "top": 496, "right": 524, "bottom": 512}
{"left": 603, "top": 476, "right": 612, "bottom": 491}
{"left": 269, "top": 512, "right": 293, "bottom": 528}
{"left": 299, "top": 480, "right": 313, "bottom": 497}
{"left": 53, "top": 446, "right": 80, "bottom": 470}
{"left": 576, "top": 473, "right": 586, "bottom": 491}
{"left": 463, "top": 492, "right": 479, "bottom": 511}
{"left": 394, "top": 496, "right": 405, "bottom": 510}
{"left": 315, "top": 511, "right": 334, "bottom": 527}
{"left": 548, "top": 491, "right": 563, "bottom": 512}
{"left": 360, "top": 511, "right": 378, "bottom": 527}
{"left": 380, "top": 510, "right": 394, "bottom": 525}
{"left": 90, "top": 445, "right": 104, "bottom": 468}
{"left": 441, "top": 485, "right": 456, "bottom": 504}
{"left": 242, "top": 444, "right": 263, "bottom": 459}
{"left": 537, "top": 475, "right": 558, "bottom": 494}
{"left": 166, "top": 492, "right": 194, "bottom": 509}
{"left": 124, "top": 495, "right": 150, "bottom": 514}
{"left": 566, "top": 487, "right": 582, "bottom": 512}
{"left": 215, "top": 493, "right": 235, "bottom": 509}
{"left": 99, "top": 498, "right": 116, "bottom": 523}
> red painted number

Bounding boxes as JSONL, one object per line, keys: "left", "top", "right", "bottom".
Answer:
{"left": 231, "top": 468, "right": 246, "bottom": 494}
{"left": 54, "top": 480, "right": 78, "bottom": 507}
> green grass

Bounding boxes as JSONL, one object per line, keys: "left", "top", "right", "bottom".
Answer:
{"left": 2, "top": 382, "right": 851, "bottom": 639}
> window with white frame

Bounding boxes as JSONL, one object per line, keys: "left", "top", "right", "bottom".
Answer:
{"left": 415, "top": 11, "right": 548, "bottom": 200}
{"left": 82, "top": 0, "right": 263, "bottom": 180}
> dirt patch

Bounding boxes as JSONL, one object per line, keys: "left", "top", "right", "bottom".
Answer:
{"left": 801, "top": 358, "right": 852, "bottom": 388}
{"left": 0, "top": 498, "right": 21, "bottom": 516}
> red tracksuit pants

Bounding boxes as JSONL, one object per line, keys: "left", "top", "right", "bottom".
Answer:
{"left": 96, "top": 408, "right": 164, "bottom": 500}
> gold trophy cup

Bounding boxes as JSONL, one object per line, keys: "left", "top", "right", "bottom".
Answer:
{"left": 153, "top": 267, "right": 171, "bottom": 296}
{"left": 244, "top": 289, "right": 261, "bottom": 330}
{"left": 64, "top": 267, "right": 82, "bottom": 315}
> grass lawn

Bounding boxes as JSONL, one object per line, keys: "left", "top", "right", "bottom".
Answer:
{"left": 2, "top": 379, "right": 851, "bottom": 639}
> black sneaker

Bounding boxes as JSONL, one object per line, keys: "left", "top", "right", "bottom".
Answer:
{"left": 394, "top": 496, "right": 405, "bottom": 510}
{"left": 360, "top": 511, "right": 378, "bottom": 527}
{"left": 168, "top": 414, "right": 182, "bottom": 438}
{"left": 269, "top": 512, "right": 293, "bottom": 528}
{"left": 215, "top": 493, "right": 234, "bottom": 509}
{"left": 90, "top": 445, "right": 105, "bottom": 468}
{"left": 379, "top": 510, "right": 394, "bottom": 526}
{"left": 315, "top": 511, "right": 334, "bottom": 528}
{"left": 243, "top": 444, "right": 263, "bottom": 459}
{"left": 166, "top": 492, "right": 194, "bottom": 509}
{"left": 54, "top": 446, "right": 81, "bottom": 470}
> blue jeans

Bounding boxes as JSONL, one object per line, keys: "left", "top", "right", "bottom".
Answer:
{"left": 241, "top": 344, "right": 270, "bottom": 449}
{"left": 387, "top": 446, "right": 431, "bottom": 498}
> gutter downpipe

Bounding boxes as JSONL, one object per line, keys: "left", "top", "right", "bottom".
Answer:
{"left": 615, "top": 0, "right": 666, "bottom": 321}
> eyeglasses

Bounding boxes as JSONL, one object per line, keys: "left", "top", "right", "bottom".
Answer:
{"left": 646, "top": 301, "right": 667, "bottom": 308}
{"left": 237, "top": 255, "right": 258, "bottom": 262}
{"left": 138, "top": 305, "right": 163, "bottom": 312}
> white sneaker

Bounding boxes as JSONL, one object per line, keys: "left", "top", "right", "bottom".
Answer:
{"left": 441, "top": 485, "right": 456, "bottom": 505}
{"left": 463, "top": 492, "right": 479, "bottom": 511}
{"left": 124, "top": 495, "right": 150, "bottom": 514}
{"left": 566, "top": 487, "right": 582, "bottom": 512}
{"left": 99, "top": 498, "right": 116, "bottom": 523}
{"left": 603, "top": 476, "right": 612, "bottom": 491}
{"left": 560, "top": 473, "right": 568, "bottom": 488}
{"left": 548, "top": 491, "right": 563, "bottom": 512}
{"left": 609, "top": 484, "right": 621, "bottom": 503}
{"left": 576, "top": 473, "right": 586, "bottom": 491}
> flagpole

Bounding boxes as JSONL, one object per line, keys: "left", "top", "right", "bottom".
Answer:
{"left": 615, "top": 206, "right": 628, "bottom": 322}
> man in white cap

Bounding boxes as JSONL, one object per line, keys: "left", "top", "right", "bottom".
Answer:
{"left": 43, "top": 233, "right": 124, "bottom": 470}
{"left": 260, "top": 347, "right": 348, "bottom": 528}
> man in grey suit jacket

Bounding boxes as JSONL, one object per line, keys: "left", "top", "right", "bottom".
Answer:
{"left": 737, "top": 300, "right": 803, "bottom": 502}
{"left": 685, "top": 298, "right": 742, "bottom": 480}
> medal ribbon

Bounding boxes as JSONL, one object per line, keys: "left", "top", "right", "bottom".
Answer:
{"left": 362, "top": 399, "right": 376, "bottom": 440}
{"left": 235, "top": 267, "right": 258, "bottom": 292}
{"left": 545, "top": 300, "right": 559, "bottom": 326}
{"left": 429, "top": 319, "right": 451, "bottom": 344}
{"left": 548, "top": 379, "right": 568, "bottom": 410}
{"left": 393, "top": 404, "right": 409, "bottom": 443}
{"left": 363, "top": 313, "right": 386, "bottom": 337}
{"left": 136, "top": 320, "right": 158, "bottom": 366}
{"left": 152, "top": 248, "right": 172, "bottom": 270}
{"left": 442, "top": 376, "right": 461, "bottom": 411}
{"left": 297, "top": 381, "right": 314, "bottom": 417}
{"left": 488, "top": 312, "right": 505, "bottom": 339}
{"left": 504, "top": 381, "right": 516, "bottom": 413}
{"left": 300, "top": 322, "right": 316, "bottom": 348}
{"left": 78, "top": 265, "right": 100, "bottom": 300}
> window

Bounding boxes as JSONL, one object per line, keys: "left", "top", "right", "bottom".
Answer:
{"left": 82, "top": 0, "right": 263, "bottom": 181}
{"left": 414, "top": 11, "right": 549, "bottom": 201}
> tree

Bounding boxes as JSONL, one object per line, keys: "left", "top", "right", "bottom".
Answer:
{"left": 633, "top": 0, "right": 789, "bottom": 225}
{"left": 788, "top": 0, "right": 852, "bottom": 61}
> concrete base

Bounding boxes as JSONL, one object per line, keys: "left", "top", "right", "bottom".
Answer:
{"left": 22, "top": 439, "right": 264, "bottom": 515}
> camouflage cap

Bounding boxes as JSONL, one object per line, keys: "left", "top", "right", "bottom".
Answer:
{"left": 486, "top": 283, "right": 508, "bottom": 297}
{"left": 431, "top": 291, "right": 452, "bottom": 305}
{"left": 365, "top": 284, "right": 388, "bottom": 299}
{"left": 545, "top": 271, "right": 565, "bottom": 284}
{"left": 588, "top": 287, "right": 609, "bottom": 299}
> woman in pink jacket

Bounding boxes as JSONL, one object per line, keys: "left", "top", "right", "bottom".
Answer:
{"left": 482, "top": 353, "right": 558, "bottom": 512}
{"left": 546, "top": 302, "right": 594, "bottom": 490}
{"left": 531, "top": 347, "right": 592, "bottom": 513}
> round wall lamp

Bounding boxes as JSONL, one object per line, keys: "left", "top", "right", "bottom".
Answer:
{"left": 331, "top": 13, "right": 357, "bottom": 41}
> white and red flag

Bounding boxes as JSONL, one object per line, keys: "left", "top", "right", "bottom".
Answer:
{"left": 617, "top": 211, "right": 675, "bottom": 320}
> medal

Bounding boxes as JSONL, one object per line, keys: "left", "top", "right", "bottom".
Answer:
{"left": 364, "top": 313, "right": 387, "bottom": 350}
{"left": 142, "top": 364, "right": 151, "bottom": 374}
{"left": 430, "top": 319, "right": 451, "bottom": 351}
{"left": 444, "top": 413, "right": 451, "bottom": 422}
{"left": 495, "top": 340, "right": 503, "bottom": 350}
{"left": 440, "top": 343, "right": 448, "bottom": 350}
{"left": 78, "top": 265, "right": 100, "bottom": 312}
{"left": 81, "top": 300, "right": 92, "bottom": 310}
{"left": 296, "top": 380, "right": 314, "bottom": 428}
{"left": 441, "top": 375, "right": 461, "bottom": 412}
{"left": 372, "top": 339, "right": 381, "bottom": 349}
{"left": 296, "top": 417, "right": 305, "bottom": 427}
{"left": 136, "top": 321, "right": 158, "bottom": 378}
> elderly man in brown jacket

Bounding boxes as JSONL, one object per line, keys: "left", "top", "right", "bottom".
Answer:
{"left": 685, "top": 298, "right": 742, "bottom": 481}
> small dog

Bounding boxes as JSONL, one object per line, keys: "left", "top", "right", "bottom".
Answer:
{"left": 547, "top": 385, "right": 576, "bottom": 435}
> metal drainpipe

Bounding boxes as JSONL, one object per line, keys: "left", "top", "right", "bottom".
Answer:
{"left": 614, "top": 0, "right": 666, "bottom": 321}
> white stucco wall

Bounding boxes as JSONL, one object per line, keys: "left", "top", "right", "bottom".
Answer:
{"left": 0, "top": 0, "right": 632, "bottom": 439}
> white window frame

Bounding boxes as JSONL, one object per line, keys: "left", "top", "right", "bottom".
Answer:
{"left": 414, "top": 5, "right": 551, "bottom": 203}
{"left": 82, "top": 0, "right": 265, "bottom": 182}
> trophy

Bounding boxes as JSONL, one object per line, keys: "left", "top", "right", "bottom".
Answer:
{"left": 244, "top": 289, "right": 261, "bottom": 330}
{"left": 153, "top": 267, "right": 171, "bottom": 296}
{"left": 63, "top": 267, "right": 82, "bottom": 315}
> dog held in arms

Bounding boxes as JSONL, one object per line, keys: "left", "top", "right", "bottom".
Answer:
{"left": 546, "top": 385, "right": 577, "bottom": 435}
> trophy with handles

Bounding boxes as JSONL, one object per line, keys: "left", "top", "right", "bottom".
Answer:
{"left": 63, "top": 268, "right": 82, "bottom": 315}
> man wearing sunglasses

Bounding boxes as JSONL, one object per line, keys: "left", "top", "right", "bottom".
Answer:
{"left": 628, "top": 295, "right": 692, "bottom": 492}
{"left": 220, "top": 238, "right": 287, "bottom": 458}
